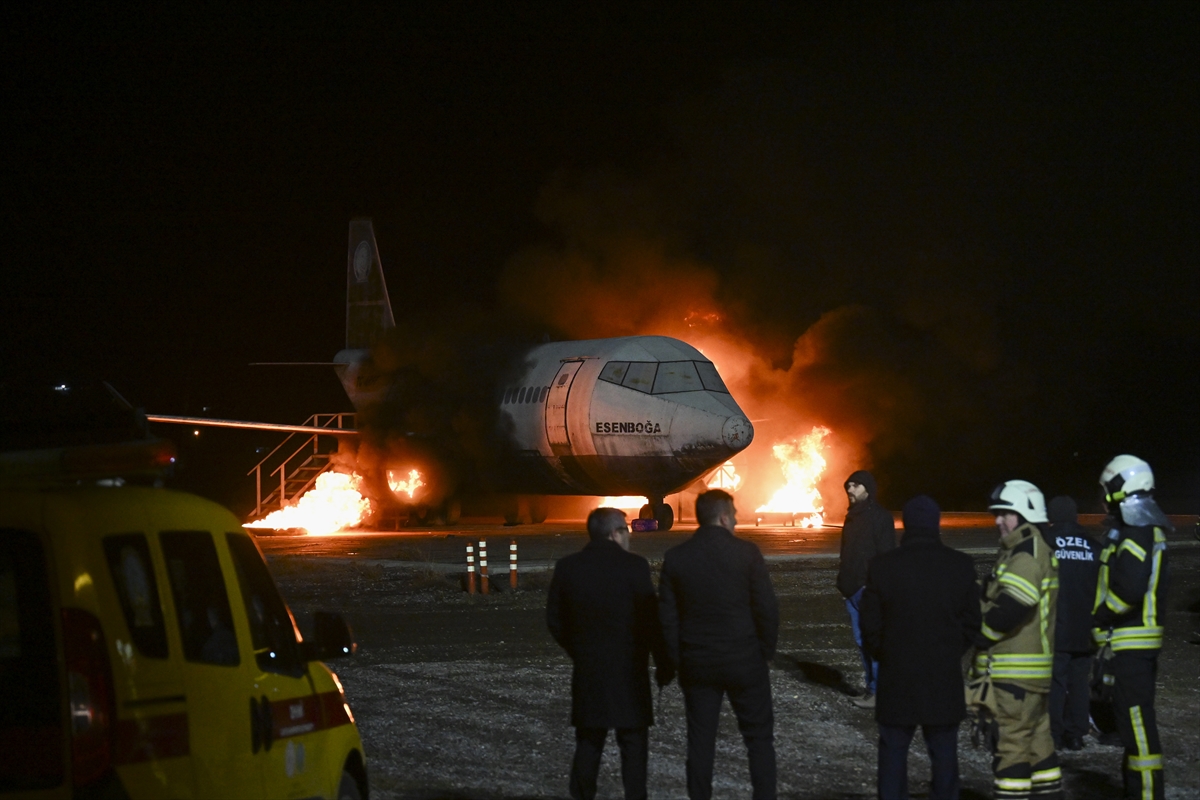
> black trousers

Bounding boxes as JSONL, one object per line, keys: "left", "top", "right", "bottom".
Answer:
{"left": 681, "top": 659, "right": 776, "bottom": 800}
{"left": 1112, "top": 650, "right": 1164, "bottom": 800}
{"left": 877, "top": 723, "right": 960, "bottom": 800}
{"left": 1049, "top": 651, "right": 1092, "bottom": 744}
{"left": 570, "top": 726, "right": 648, "bottom": 800}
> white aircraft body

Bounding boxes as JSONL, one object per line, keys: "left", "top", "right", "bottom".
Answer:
{"left": 154, "top": 219, "right": 753, "bottom": 529}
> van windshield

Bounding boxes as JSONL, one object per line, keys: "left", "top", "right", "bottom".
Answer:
{"left": 0, "top": 529, "right": 64, "bottom": 790}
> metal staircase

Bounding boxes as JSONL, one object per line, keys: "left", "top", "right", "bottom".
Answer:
{"left": 246, "top": 413, "right": 356, "bottom": 521}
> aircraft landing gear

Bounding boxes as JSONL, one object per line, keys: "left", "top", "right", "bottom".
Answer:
{"left": 639, "top": 497, "right": 674, "bottom": 531}
{"left": 504, "top": 496, "right": 547, "bottom": 525}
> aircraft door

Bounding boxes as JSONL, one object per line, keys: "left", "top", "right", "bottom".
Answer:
{"left": 546, "top": 360, "right": 584, "bottom": 456}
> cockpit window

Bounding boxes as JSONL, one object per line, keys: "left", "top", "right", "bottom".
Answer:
{"left": 695, "top": 361, "right": 729, "bottom": 393}
{"left": 599, "top": 362, "right": 629, "bottom": 385}
{"left": 622, "top": 363, "right": 658, "bottom": 392}
{"left": 598, "top": 360, "right": 731, "bottom": 395}
{"left": 652, "top": 361, "right": 702, "bottom": 394}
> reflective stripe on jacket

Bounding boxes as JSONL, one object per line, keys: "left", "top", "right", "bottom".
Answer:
{"left": 975, "top": 523, "right": 1058, "bottom": 690}
{"left": 1091, "top": 524, "right": 1168, "bottom": 652}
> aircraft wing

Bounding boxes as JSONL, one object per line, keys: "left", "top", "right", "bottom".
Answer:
{"left": 146, "top": 415, "right": 358, "bottom": 436}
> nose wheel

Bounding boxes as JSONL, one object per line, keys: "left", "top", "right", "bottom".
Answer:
{"left": 639, "top": 498, "right": 674, "bottom": 531}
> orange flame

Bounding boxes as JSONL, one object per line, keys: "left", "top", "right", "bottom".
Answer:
{"left": 597, "top": 496, "right": 648, "bottom": 510}
{"left": 755, "top": 426, "right": 831, "bottom": 527}
{"left": 387, "top": 468, "right": 424, "bottom": 500}
{"left": 245, "top": 471, "right": 370, "bottom": 536}
{"left": 706, "top": 460, "right": 742, "bottom": 492}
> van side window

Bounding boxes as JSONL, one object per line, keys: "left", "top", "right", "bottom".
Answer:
{"left": 0, "top": 529, "right": 63, "bottom": 790}
{"left": 621, "top": 362, "right": 658, "bottom": 392}
{"left": 226, "top": 533, "right": 305, "bottom": 677}
{"left": 160, "top": 531, "right": 239, "bottom": 667}
{"left": 102, "top": 534, "right": 168, "bottom": 658}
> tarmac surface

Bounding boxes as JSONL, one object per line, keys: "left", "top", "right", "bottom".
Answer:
{"left": 260, "top": 512, "right": 1200, "bottom": 799}
{"left": 254, "top": 512, "right": 1197, "bottom": 567}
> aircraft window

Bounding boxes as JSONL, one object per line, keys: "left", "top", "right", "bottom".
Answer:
{"left": 695, "top": 361, "right": 730, "bottom": 393}
{"left": 540, "top": 386, "right": 549, "bottom": 402}
{"left": 621, "top": 362, "right": 658, "bottom": 392}
{"left": 103, "top": 534, "right": 168, "bottom": 658}
{"left": 226, "top": 533, "right": 304, "bottom": 677}
{"left": 652, "top": 361, "right": 702, "bottom": 394}
{"left": 503, "top": 388, "right": 513, "bottom": 404}
{"left": 518, "top": 387, "right": 527, "bottom": 403}
{"left": 160, "top": 531, "right": 240, "bottom": 667}
{"left": 599, "top": 361, "right": 630, "bottom": 385}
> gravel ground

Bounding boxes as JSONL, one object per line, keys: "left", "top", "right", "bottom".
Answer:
{"left": 268, "top": 545, "right": 1200, "bottom": 799}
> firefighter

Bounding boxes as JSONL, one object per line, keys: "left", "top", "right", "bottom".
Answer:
{"left": 1095, "top": 455, "right": 1170, "bottom": 800}
{"left": 973, "top": 480, "right": 1062, "bottom": 800}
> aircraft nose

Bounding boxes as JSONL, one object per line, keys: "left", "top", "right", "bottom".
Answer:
{"left": 722, "top": 416, "right": 754, "bottom": 452}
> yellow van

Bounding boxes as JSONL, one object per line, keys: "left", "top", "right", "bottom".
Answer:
{"left": 0, "top": 438, "right": 367, "bottom": 799}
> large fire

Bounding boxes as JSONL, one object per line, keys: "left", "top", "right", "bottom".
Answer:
{"left": 245, "top": 471, "right": 371, "bottom": 536}
{"left": 388, "top": 468, "right": 424, "bottom": 499}
{"left": 598, "top": 496, "right": 648, "bottom": 510}
{"left": 755, "top": 426, "right": 831, "bottom": 527}
{"left": 245, "top": 467, "right": 425, "bottom": 535}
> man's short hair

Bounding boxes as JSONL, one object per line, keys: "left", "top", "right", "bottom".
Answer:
{"left": 587, "top": 507, "right": 626, "bottom": 542}
{"left": 695, "top": 490, "right": 734, "bottom": 526}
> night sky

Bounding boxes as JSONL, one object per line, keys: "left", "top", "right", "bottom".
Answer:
{"left": 3, "top": 3, "right": 1197, "bottom": 513}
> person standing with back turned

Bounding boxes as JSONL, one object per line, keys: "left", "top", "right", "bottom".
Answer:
{"left": 1041, "top": 495, "right": 1099, "bottom": 752}
{"left": 658, "top": 489, "right": 779, "bottom": 800}
{"left": 838, "top": 470, "right": 897, "bottom": 709}
{"left": 547, "top": 507, "right": 674, "bottom": 800}
{"left": 861, "top": 495, "right": 981, "bottom": 800}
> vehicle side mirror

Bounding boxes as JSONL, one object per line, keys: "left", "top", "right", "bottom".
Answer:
{"left": 301, "top": 612, "right": 357, "bottom": 661}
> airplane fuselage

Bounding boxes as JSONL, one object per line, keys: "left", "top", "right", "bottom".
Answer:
{"left": 334, "top": 334, "right": 753, "bottom": 498}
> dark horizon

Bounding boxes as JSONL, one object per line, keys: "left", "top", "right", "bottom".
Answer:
{"left": 2, "top": 3, "right": 1197, "bottom": 513}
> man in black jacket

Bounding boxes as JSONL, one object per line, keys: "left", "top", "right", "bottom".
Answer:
{"left": 659, "top": 489, "right": 779, "bottom": 800}
{"left": 861, "top": 495, "right": 981, "bottom": 800}
{"left": 838, "top": 469, "right": 897, "bottom": 708}
{"left": 547, "top": 507, "right": 674, "bottom": 800}
{"left": 1042, "top": 495, "right": 1099, "bottom": 751}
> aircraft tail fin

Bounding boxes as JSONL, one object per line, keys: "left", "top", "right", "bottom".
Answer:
{"left": 346, "top": 218, "right": 396, "bottom": 350}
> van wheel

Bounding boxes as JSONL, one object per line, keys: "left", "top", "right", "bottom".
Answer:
{"left": 338, "top": 770, "right": 363, "bottom": 800}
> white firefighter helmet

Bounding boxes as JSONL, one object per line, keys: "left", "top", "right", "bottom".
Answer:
{"left": 987, "top": 479, "right": 1048, "bottom": 524}
{"left": 1100, "top": 454, "right": 1155, "bottom": 503}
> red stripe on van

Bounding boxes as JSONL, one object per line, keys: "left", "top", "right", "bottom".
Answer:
{"left": 269, "top": 691, "right": 353, "bottom": 740}
{"left": 114, "top": 713, "right": 190, "bottom": 764}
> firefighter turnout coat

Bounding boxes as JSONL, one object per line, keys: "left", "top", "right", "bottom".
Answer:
{"left": 976, "top": 523, "right": 1059, "bottom": 690}
{"left": 1092, "top": 520, "right": 1169, "bottom": 798}
{"left": 1092, "top": 522, "right": 1168, "bottom": 654}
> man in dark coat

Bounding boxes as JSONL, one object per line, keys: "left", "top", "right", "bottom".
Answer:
{"left": 838, "top": 469, "right": 897, "bottom": 708}
{"left": 1042, "top": 495, "right": 1100, "bottom": 751}
{"left": 861, "top": 495, "right": 981, "bottom": 800}
{"left": 547, "top": 507, "right": 673, "bottom": 800}
{"left": 659, "top": 489, "right": 779, "bottom": 800}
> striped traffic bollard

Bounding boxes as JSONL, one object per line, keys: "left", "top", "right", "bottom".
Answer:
{"left": 465, "top": 544, "right": 476, "bottom": 594}
{"left": 509, "top": 539, "right": 518, "bottom": 590}
{"left": 479, "top": 540, "right": 489, "bottom": 595}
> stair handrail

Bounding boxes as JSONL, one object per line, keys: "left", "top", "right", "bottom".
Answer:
{"left": 247, "top": 413, "right": 356, "bottom": 518}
